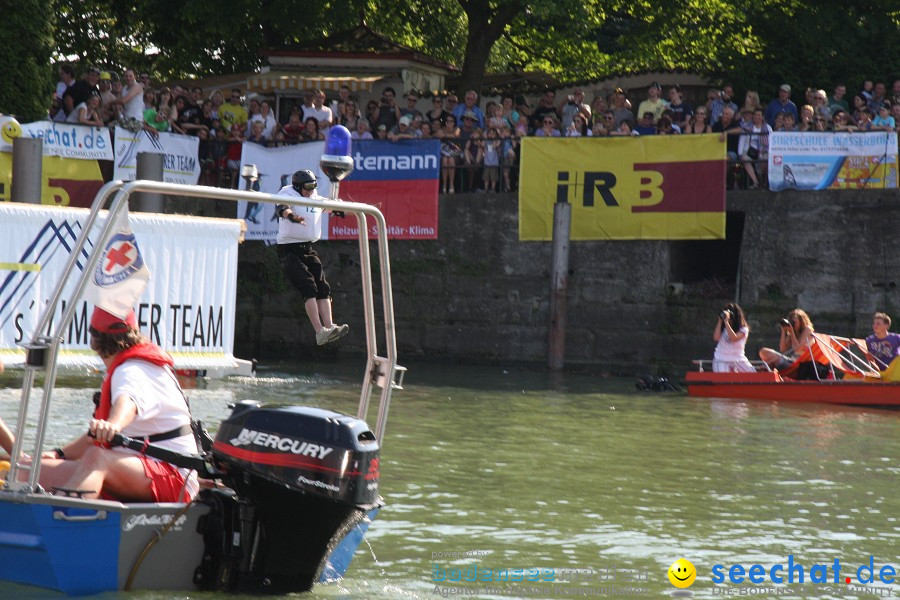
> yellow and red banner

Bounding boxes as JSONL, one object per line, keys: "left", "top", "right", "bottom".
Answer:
{"left": 0, "top": 153, "right": 104, "bottom": 208}
{"left": 518, "top": 136, "right": 726, "bottom": 240}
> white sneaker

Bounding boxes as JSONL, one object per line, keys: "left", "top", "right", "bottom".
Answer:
{"left": 316, "top": 326, "right": 336, "bottom": 346}
{"left": 328, "top": 324, "right": 349, "bottom": 343}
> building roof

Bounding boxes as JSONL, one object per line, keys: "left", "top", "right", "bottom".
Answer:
{"left": 562, "top": 68, "right": 714, "bottom": 91}
{"left": 262, "top": 23, "right": 458, "bottom": 73}
{"left": 450, "top": 71, "right": 563, "bottom": 96}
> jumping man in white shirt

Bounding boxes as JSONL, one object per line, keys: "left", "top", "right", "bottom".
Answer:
{"left": 275, "top": 170, "right": 349, "bottom": 345}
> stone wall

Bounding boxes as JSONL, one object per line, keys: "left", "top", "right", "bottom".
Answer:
{"left": 235, "top": 188, "right": 900, "bottom": 375}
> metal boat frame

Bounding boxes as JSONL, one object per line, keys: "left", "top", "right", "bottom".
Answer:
{"left": 0, "top": 180, "right": 405, "bottom": 594}
{"left": 8, "top": 179, "right": 405, "bottom": 489}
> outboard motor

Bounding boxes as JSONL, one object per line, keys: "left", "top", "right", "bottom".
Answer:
{"left": 194, "top": 401, "right": 380, "bottom": 594}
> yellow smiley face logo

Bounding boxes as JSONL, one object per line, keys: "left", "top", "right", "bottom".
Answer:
{"left": 0, "top": 117, "right": 22, "bottom": 144}
{"left": 668, "top": 558, "right": 697, "bottom": 588}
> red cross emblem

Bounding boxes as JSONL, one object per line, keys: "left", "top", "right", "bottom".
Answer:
{"left": 105, "top": 241, "right": 134, "bottom": 272}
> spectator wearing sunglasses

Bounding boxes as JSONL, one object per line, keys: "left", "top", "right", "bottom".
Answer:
{"left": 219, "top": 88, "right": 248, "bottom": 132}
{"left": 428, "top": 95, "right": 452, "bottom": 128}
{"left": 534, "top": 115, "right": 561, "bottom": 137}
{"left": 592, "top": 111, "right": 616, "bottom": 136}
{"left": 366, "top": 100, "right": 380, "bottom": 126}
{"left": 830, "top": 110, "right": 855, "bottom": 132}
{"left": 400, "top": 90, "right": 424, "bottom": 122}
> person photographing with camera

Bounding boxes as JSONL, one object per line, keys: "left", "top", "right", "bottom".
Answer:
{"left": 712, "top": 303, "right": 755, "bottom": 372}
{"left": 558, "top": 88, "right": 591, "bottom": 131}
{"left": 373, "top": 86, "right": 402, "bottom": 131}
{"left": 759, "top": 308, "right": 815, "bottom": 371}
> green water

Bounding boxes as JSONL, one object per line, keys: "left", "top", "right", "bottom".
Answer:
{"left": 1, "top": 362, "right": 899, "bottom": 600}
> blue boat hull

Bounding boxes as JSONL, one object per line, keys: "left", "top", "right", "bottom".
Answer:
{"left": 0, "top": 492, "right": 378, "bottom": 596}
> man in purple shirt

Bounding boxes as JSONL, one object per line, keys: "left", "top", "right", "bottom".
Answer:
{"left": 866, "top": 312, "right": 900, "bottom": 370}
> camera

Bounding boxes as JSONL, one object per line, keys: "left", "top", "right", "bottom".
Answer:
{"left": 568, "top": 95, "right": 575, "bottom": 104}
{"left": 719, "top": 310, "right": 729, "bottom": 321}
{"left": 779, "top": 318, "right": 791, "bottom": 327}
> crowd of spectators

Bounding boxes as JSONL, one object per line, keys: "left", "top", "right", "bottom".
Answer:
{"left": 45, "top": 64, "right": 900, "bottom": 192}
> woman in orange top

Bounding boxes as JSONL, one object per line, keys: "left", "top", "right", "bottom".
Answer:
{"left": 759, "top": 308, "right": 814, "bottom": 371}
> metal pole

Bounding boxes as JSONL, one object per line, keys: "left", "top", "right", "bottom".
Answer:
{"left": 134, "top": 152, "right": 165, "bottom": 212}
{"left": 11, "top": 137, "right": 42, "bottom": 204}
{"left": 548, "top": 201, "right": 571, "bottom": 371}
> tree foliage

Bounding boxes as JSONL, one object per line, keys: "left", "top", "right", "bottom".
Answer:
{"left": 0, "top": 0, "right": 55, "bottom": 120}
{"left": 5, "top": 0, "right": 898, "bottom": 118}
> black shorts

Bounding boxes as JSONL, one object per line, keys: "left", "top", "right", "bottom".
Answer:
{"left": 277, "top": 242, "right": 331, "bottom": 301}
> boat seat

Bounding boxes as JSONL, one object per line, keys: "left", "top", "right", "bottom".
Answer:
{"left": 779, "top": 334, "right": 849, "bottom": 380}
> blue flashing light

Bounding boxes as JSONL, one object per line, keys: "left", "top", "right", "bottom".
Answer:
{"left": 325, "top": 125, "right": 352, "bottom": 157}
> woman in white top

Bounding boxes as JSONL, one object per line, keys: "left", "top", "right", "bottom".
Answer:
{"left": 67, "top": 91, "right": 104, "bottom": 127}
{"left": 737, "top": 108, "right": 773, "bottom": 189}
{"left": 118, "top": 68, "right": 145, "bottom": 122}
{"left": 713, "top": 303, "right": 755, "bottom": 373}
{"left": 256, "top": 100, "right": 277, "bottom": 138}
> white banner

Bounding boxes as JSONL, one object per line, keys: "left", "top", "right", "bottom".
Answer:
{"left": 113, "top": 127, "right": 201, "bottom": 184}
{"left": 0, "top": 120, "right": 113, "bottom": 160}
{"left": 768, "top": 131, "right": 898, "bottom": 191}
{"left": 237, "top": 142, "right": 331, "bottom": 242}
{"left": 0, "top": 203, "right": 242, "bottom": 370}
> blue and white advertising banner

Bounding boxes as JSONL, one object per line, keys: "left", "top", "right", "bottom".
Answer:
{"left": 768, "top": 131, "right": 898, "bottom": 191}
{"left": 0, "top": 203, "right": 242, "bottom": 370}
{"left": 337, "top": 139, "right": 439, "bottom": 240}
{"left": 237, "top": 142, "right": 329, "bottom": 243}
{"left": 113, "top": 127, "right": 201, "bottom": 184}
{"left": 0, "top": 119, "right": 113, "bottom": 160}
{"left": 237, "top": 139, "right": 440, "bottom": 243}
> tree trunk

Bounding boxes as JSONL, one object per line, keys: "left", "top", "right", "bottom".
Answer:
{"left": 455, "top": 0, "right": 523, "bottom": 96}
{"left": 458, "top": 25, "right": 493, "bottom": 95}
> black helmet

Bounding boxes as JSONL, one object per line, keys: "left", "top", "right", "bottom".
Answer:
{"left": 291, "top": 169, "right": 317, "bottom": 192}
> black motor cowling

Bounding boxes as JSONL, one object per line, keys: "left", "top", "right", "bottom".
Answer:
{"left": 213, "top": 401, "right": 380, "bottom": 506}
{"left": 195, "top": 401, "right": 381, "bottom": 594}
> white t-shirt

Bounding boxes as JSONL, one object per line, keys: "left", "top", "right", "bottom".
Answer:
{"left": 303, "top": 104, "right": 333, "bottom": 133}
{"left": 276, "top": 185, "right": 326, "bottom": 245}
{"left": 66, "top": 102, "right": 87, "bottom": 123}
{"left": 713, "top": 326, "right": 755, "bottom": 373}
{"left": 122, "top": 83, "right": 145, "bottom": 121}
{"left": 249, "top": 113, "right": 277, "bottom": 138}
{"left": 110, "top": 359, "right": 199, "bottom": 499}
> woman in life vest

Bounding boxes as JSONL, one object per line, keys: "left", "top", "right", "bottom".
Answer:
{"left": 0, "top": 307, "right": 199, "bottom": 502}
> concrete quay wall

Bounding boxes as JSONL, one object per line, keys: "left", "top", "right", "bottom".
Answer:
{"left": 234, "top": 189, "right": 900, "bottom": 374}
